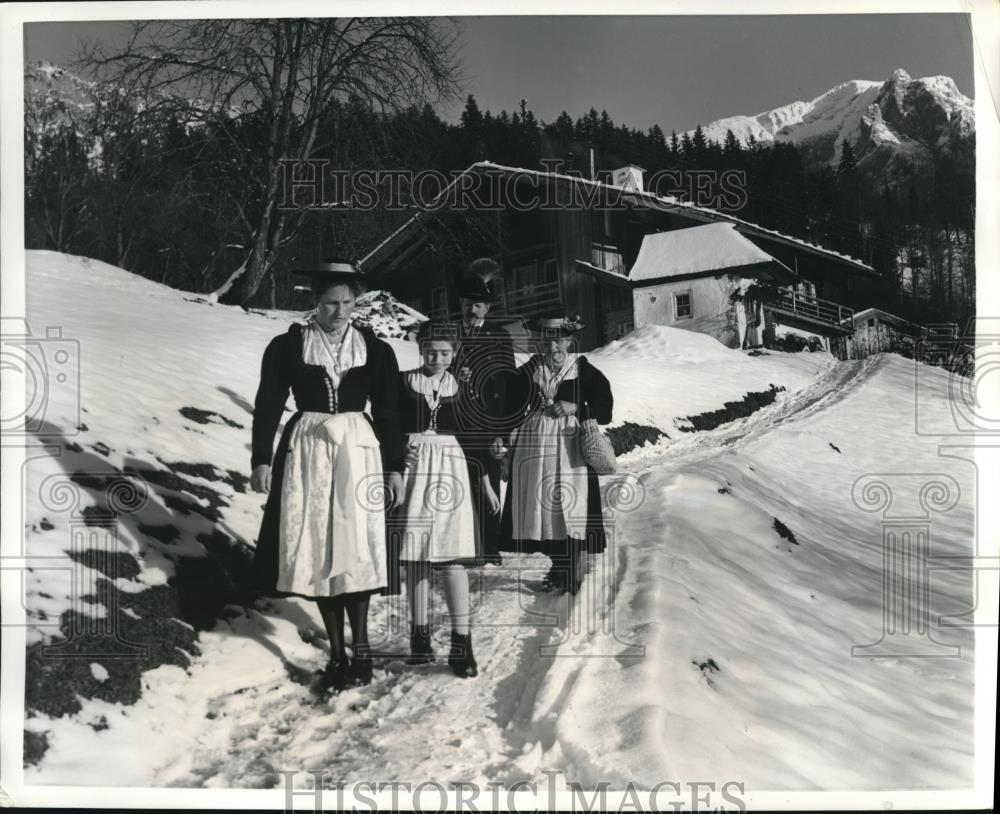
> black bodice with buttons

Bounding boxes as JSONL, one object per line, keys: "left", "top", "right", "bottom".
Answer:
{"left": 251, "top": 322, "right": 404, "bottom": 471}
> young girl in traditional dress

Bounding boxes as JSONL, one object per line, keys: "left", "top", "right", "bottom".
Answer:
{"left": 392, "top": 319, "right": 489, "bottom": 678}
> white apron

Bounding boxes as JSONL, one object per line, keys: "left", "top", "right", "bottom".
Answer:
{"left": 511, "top": 356, "right": 591, "bottom": 546}
{"left": 397, "top": 431, "right": 478, "bottom": 562}
{"left": 276, "top": 411, "right": 387, "bottom": 597}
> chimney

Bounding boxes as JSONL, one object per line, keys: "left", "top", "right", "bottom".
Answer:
{"left": 612, "top": 164, "right": 645, "bottom": 193}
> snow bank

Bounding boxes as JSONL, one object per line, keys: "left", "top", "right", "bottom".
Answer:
{"left": 352, "top": 289, "right": 428, "bottom": 339}
{"left": 588, "top": 323, "right": 832, "bottom": 437}
{"left": 535, "top": 355, "right": 973, "bottom": 789}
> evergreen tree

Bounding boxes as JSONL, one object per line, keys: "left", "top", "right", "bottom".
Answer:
{"left": 460, "top": 94, "right": 483, "bottom": 130}
{"left": 680, "top": 131, "right": 693, "bottom": 157}
{"left": 691, "top": 124, "right": 708, "bottom": 160}
{"left": 836, "top": 139, "right": 858, "bottom": 176}
{"left": 834, "top": 139, "right": 862, "bottom": 258}
{"left": 722, "top": 128, "right": 741, "bottom": 162}
{"left": 459, "top": 94, "right": 486, "bottom": 163}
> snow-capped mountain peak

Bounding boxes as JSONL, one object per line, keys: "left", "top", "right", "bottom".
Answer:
{"left": 683, "top": 69, "right": 973, "bottom": 172}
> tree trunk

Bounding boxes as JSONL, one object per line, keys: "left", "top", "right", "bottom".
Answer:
{"left": 116, "top": 219, "right": 126, "bottom": 269}
{"left": 219, "top": 231, "right": 270, "bottom": 306}
{"left": 218, "top": 164, "right": 285, "bottom": 305}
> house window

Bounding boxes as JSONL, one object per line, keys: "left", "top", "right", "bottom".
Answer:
{"left": 867, "top": 318, "right": 875, "bottom": 327}
{"left": 490, "top": 276, "right": 507, "bottom": 314}
{"left": 512, "top": 261, "right": 537, "bottom": 291}
{"left": 592, "top": 243, "right": 625, "bottom": 275}
{"left": 674, "top": 290, "right": 692, "bottom": 319}
{"left": 541, "top": 259, "right": 559, "bottom": 284}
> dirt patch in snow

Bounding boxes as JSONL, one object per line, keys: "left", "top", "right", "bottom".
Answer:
{"left": 606, "top": 422, "right": 668, "bottom": 455}
{"left": 678, "top": 385, "right": 786, "bottom": 432}
{"left": 179, "top": 406, "right": 245, "bottom": 429}
{"left": 25, "top": 577, "right": 201, "bottom": 736}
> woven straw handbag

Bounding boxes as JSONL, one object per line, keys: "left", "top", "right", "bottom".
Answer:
{"left": 579, "top": 417, "right": 617, "bottom": 474}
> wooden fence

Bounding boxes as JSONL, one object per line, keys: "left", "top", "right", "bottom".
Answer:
{"left": 832, "top": 324, "right": 975, "bottom": 377}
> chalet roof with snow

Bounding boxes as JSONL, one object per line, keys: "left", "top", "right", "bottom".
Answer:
{"left": 628, "top": 223, "right": 786, "bottom": 281}
{"left": 849, "top": 307, "right": 923, "bottom": 333}
{"left": 360, "top": 160, "right": 876, "bottom": 277}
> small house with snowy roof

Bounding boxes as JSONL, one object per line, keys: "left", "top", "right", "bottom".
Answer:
{"left": 359, "top": 161, "right": 878, "bottom": 352}
{"left": 576, "top": 222, "right": 812, "bottom": 349}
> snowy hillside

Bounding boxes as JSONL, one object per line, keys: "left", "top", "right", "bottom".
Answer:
{"left": 685, "top": 69, "right": 974, "bottom": 170}
{"left": 18, "top": 251, "right": 974, "bottom": 791}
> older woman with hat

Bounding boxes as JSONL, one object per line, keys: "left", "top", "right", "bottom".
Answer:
{"left": 250, "top": 259, "right": 405, "bottom": 697}
{"left": 494, "top": 314, "right": 614, "bottom": 595}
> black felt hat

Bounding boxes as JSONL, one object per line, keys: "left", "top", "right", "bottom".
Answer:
{"left": 455, "top": 274, "right": 500, "bottom": 303}
{"left": 527, "top": 314, "right": 586, "bottom": 337}
{"left": 293, "top": 258, "right": 366, "bottom": 285}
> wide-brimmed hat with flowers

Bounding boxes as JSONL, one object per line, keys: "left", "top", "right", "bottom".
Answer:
{"left": 527, "top": 314, "right": 586, "bottom": 337}
{"left": 293, "top": 258, "right": 366, "bottom": 286}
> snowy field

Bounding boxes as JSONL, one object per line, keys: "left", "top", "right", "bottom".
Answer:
{"left": 16, "top": 250, "right": 974, "bottom": 791}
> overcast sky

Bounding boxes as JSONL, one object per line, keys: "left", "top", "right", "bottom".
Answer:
{"left": 24, "top": 14, "right": 973, "bottom": 134}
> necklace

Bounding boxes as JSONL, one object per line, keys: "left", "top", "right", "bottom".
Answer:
{"left": 418, "top": 369, "right": 452, "bottom": 434}
{"left": 536, "top": 354, "right": 576, "bottom": 408}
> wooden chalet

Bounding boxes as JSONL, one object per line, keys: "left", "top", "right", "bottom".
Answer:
{"left": 359, "top": 161, "right": 879, "bottom": 352}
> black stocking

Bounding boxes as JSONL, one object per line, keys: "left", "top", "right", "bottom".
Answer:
{"left": 344, "top": 592, "right": 371, "bottom": 660}
{"left": 316, "top": 596, "right": 348, "bottom": 667}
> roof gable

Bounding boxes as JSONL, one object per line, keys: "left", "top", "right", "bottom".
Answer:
{"left": 360, "top": 161, "right": 876, "bottom": 277}
{"left": 628, "top": 223, "right": 779, "bottom": 281}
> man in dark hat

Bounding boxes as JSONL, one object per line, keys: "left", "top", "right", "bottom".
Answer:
{"left": 452, "top": 259, "right": 516, "bottom": 565}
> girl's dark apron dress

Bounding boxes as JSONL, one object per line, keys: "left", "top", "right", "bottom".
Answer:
{"left": 250, "top": 320, "right": 404, "bottom": 599}
{"left": 498, "top": 354, "right": 614, "bottom": 560}
{"left": 388, "top": 369, "right": 488, "bottom": 568}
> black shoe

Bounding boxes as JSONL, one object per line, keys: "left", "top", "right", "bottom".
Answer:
{"left": 348, "top": 657, "right": 373, "bottom": 687}
{"left": 348, "top": 644, "right": 374, "bottom": 686}
{"left": 541, "top": 566, "right": 568, "bottom": 592}
{"left": 407, "top": 625, "right": 433, "bottom": 665}
{"left": 308, "top": 660, "right": 351, "bottom": 698}
{"left": 448, "top": 631, "right": 478, "bottom": 679}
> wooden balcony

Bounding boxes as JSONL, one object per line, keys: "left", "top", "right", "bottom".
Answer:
{"left": 766, "top": 288, "right": 854, "bottom": 333}
{"left": 501, "top": 280, "right": 563, "bottom": 317}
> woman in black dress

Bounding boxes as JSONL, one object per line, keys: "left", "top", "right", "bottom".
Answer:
{"left": 250, "top": 260, "right": 405, "bottom": 696}
{"left": 494, "top": 315, "right": 614, "bottom": 595}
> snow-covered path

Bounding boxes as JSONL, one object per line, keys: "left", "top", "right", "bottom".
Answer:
{"left": 19, "top": 251, "right": 974, "bottom": 791}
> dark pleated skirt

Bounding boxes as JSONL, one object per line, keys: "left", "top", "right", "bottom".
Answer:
{"left": 497, "top": 465, "right": 608, "bottom": 557}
